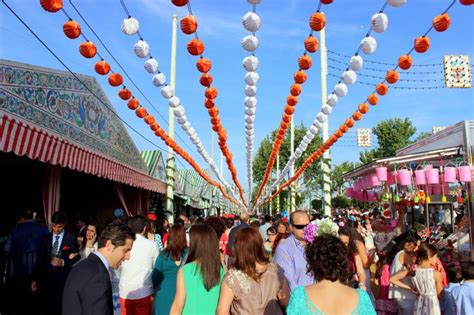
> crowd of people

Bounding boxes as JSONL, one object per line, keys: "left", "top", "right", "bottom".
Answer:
{"left": 1, "top": 207, "right": 473, "bottom": 315}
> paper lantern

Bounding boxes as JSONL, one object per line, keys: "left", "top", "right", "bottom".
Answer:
{"left": 287, "top": 95, "right": 298, "bottom": 106}
{"left": 290, "top": 84, "right": 302, "bottom": 96}
{"left": 241, "top": 35, "right": 259, "bottom": 52}
{"left": 242, "top": 12, "right": 261, "bottom": 32}
{"left": 200, "top": 74, "right": 213, "bottom": 87}
{"left": 335, "top": 83, "right": 348, "bottom": 97}
{"left": 349, "top": 55, "right": 363, "bottom": 71}
{"left": 294, "top": 71, "right": 307, "bottom": 84}
{"left": 317, "top": 113, "right": 327, "bottom": 124}
{"left": 244, "top": 96, "right": 257, "bottom": 108}
{"left": 171, "top": 0, "right": 189, "bottom": 6}
{"left": 244, "top": 72, "right": 259, "bottom": 85}
{"left": 298, "top": 55, "right": 312, "bottom": 70}
{"left": 108, "top": 73, "right": 123, "bottom": 87}
{"left": 327, "top": 94, "right": 338, "bottom": 107}
{"left": 358, "top": 103, "right": 369, "bottom": 114}
{"left": 212, "top": 125, "right": 222, "bottom": 132}
{"left": 340, "top": 124, "right": 349, "bottom": 133}
{"left": 282, "top": 114, "right": 292, "bottom": 123}
{"left": 243, "top": 56, "right": 259, "bottom": 72}
{"left": 309, "top": 12, "right": 326, "bottom": 31}
{"left": 352, "top": 111, "right": 363, "bottom": 121}
{"left": 161, "top": 86, "right": 174, "bottom": 98}
{"left": 371, "top": 13, "right": 388, "bottom": 33}
{"left": 342, "top": 70, "right": 357, "bottom": 85}
{"left": 40, "top": 0, "right": 63, "bottom": 12}
{"left": 460, "top": 0, "right": 473, "bottom": 5}
{"left": 388, "top": 0, "right": 406, "bottom": 7}
{"left": 320, "top": 0, "right": 333, "bottom": 4}
{"left": 309, "top": 125, "right": 319, "bottom": 135}
{"left": 134, "top": 40, "right": 150, "bottom": 58}
{"left": 284, "top": 105, "right": 295, "bottom": 115}
{"left": 208, "top": 107, "right": 219, "bottom": 117}
{"left": 360, "top": 36, "right": 377, "bottom": 54}
{"left": 63, "top": 20, "right": 81, "bottom": 39}
{"left": 385, "top": 70, "right": 399, "bottom": 84}
{"left": 150, "top": 123, "right": 159, "bottom": 132}
{"left": 205, "top": 87, "right": 218, "bottom": 99}
{"left": 135, "top": 107, "right": 147, "bottom": 118}
{"left": 304, "top": 35, "right": 319, "bottom": 53}
{"left": 121, "top": 17, "right": 139, "bottom": 35}
{"left": 127, "top": 98, "right": 139, "bottom": 110}
{"left": 414, "top": 36, "right": 430, "bottom": 53}
{"left": 204, "top": 98, "right": 214, "bottom": 109}
{"left": 177, "top": 116, "right": 187, "bottom": 125}
{"left": 152, "top": 73, "right": 167, "bottom": 87}
{"left": 195, "top": 58, "right": 211, "bottom": 74}
{"left": 398, "top": 54, "right": 413, "bottom": 70}
{"left": 173, "top": 106, "right": 185, "bottom": 118}
{"left": 245, "top": 85, "right": 257, "bottom": 97}
{"left": 245, "top": 106, "right": 256, "bottom": 116}
{"left": 180, "top": 15, "right": 198, "bottom": 35}
{"left": 94, "top": 60, "right": 110, "bottom": 75}
{"left": 322, "top": 104, "right": 332, "bottom": 115}
{"left": 144, "top": 58, "right": 159, "bottom": 74}
{"left": 119, "top": 88, "right": 132, "bottom": 100}
{"left": 367, "top": 94, "right": 378, "bottom": 106}
{"left": 144, "top": 115, "right": 155, "bottom": 125}
{"left": 433, "top": 13, "right": 451, "bottom": 32}
{"left": 376, "top": 83, "right": 389, "bottom": 96}
{"left": 345, "top": 118, "right": 355, "bottom": 128}
{"left": 79, "top": 41, "right": 97, "bottom": 59}
{"left": 187, "top": 38, "right": 205, "bottom": 56}
{"left": 245, "top": 116, "right": 255, "bottom": 124}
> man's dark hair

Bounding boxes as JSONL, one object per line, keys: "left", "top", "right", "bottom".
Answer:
{"left": 51, "top": 212, "right": 67, "bottom": 225}
{"left": 264, "top": 215, "right": 271, "bottom": 223}
{"left": 20, "top": 208, "right": 34, "bottom": 220}
{"left": 461, "top": 261, "right": 474, "bottom": 280}
{"left": 174, "top": 218, "right": 185, "bottom": 227}
{"left": 98, "top": 222, "right": 135, "bottom": 249}
{"left": 127, "top": 215, "right": 147, "bottom": 234}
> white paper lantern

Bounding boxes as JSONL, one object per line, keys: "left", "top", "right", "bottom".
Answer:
{"left": 309, "top": 125, "right": 319, "bottom": 135}
{"left": 360, "top": 36, "right": 377, "bottom": 54}
{"left": 173, "top": 106, "right": 185, "bottom": 117}
{"left": 243, "top": 56, "right": 259, "bottom": 72}
{"left": 322, "top": 104, "right": 332, "bottom": 115}
{"left": 153, "top": 73, "right": 167, "bottom": 87}
{"left": 349, "top": 55, "right": 364, "bottom": 71}
{"left": 181, "top": 121, "right": 191, "bottom": 131}
{"left": 317, "top": 112, "right": 327, "bottom": 123}
{"left": 168, "top": 96, "right": 180, "bottom": 108}
{"left": 327, "top": 94, "right": 338, "bottom": 107}
{"left": 342, "top": 70, "right": 357, "bottom": 85}
{"left": 388, "top": 0, "right": 406, "bottom": 8}
{"left": 244, "top": 96, "right": 257, "bottom": 108}
{"left": 245, "top": 85, "right": 257, "bottom": 97}
{"left": 245, "top": 116, "right": 255, "bottom": 124}
{"left": 188, "top": 128, "right": 196, "bottom": 137}
{"left": 302, "top": 136, "right": 311, "bottom": 145}
{"left": 177, "top": 116, "right": 187, "bottom": 125}
{"left": 144, "top": 58, "right": 159, "bottom": 74}
{"left": 246, "top": 129, "right": 254, "bottom": 136}
{"left": 335, "top": 83, "right": 348, "bottom": 97}
{"left": 245, "top": 107, "right": 256, "bottom": 116}
{"left": 246, "top": 135, "right": 253, "bottom": 142}
{"left": 372, "top": 13, "right": 388, "bottom": 33}
{"left": 134, "top": 40, "right": 150, "bottom": 58}
{"left": 295, "top": 148, "right": 302, "bottom": 157}
{"left": 245, "top": 124, "right": 253, "bottom": 130}
{"left": 121, "top": 17, "right": 139, "bottom": 35}
{"left": 244, "top": 72, "right": 259, "bottom": 86}
{"left": 161, "top": 85, "right": 174, "bottom": 98}
{"left": 197, "top": 147, "right": 204, "bottom": 154}
{"left": 242, "top": 12, "right": 261, "bottom": 32}
{"left": 241, "top": 35, "right": 259, "bottom": 52}
{"left": 300, "top": 142, "right": 309, "bottom": 150}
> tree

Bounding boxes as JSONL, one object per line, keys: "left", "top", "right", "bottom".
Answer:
{"left": 414, "top": 131, "right": 432, "bottom": 142}
{"left": 331, "top": 161, "right": 358, "bottom": 195}
{"left": 359, "top": 149, "right": 378, "bottom": 164}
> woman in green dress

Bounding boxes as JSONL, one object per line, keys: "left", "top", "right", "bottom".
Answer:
{"left": 170, "top": 224, "right": 224, "bottom": 315}
{"left": 153, "top": 224, "right": 188, "bottom": 315}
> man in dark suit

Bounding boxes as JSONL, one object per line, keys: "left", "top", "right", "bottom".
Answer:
{"left": 32, "top": 211, "right": 80, "bottom": 315}
{"left": 62, "top": 221, "right": 135, "bottom": 315}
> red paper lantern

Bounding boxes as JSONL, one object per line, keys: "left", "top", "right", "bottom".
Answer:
{"left": 385, "top": 70, "right": 399, "bottom": 84}
{"left": 433, "top": 13, "right": 451, "bottom": 32}
{"left": 367, "top": 94, "right": 378, "bottom": 106}
{"left": 205, "top": 87, "right": 218, "bottom": 99}
{"left": 210, "top": 117, "right": 220, "bottom": 126}
{"left": 171, "top": 0, "right": 189, "bottom": 7}
{"left": 187, "top": 38, "right": 205, "bottom": 56}
{"left": 127, "top": 98, "right": 139, "bottom": 110}
{"left": 135, "top": 107, "right": 147, "bottom": 118}
{"left": 196, "top": 57, "right": 212, "bottom": 73}
{"left": 108, "top": 73, "right": 123, "bottom": 87}
{"left": 79, "top": 41, "right": 97, "bottom": 59}
{"left": 376, "top": 83, "right": 389, "bottom": 96}
{"left": 414, "top": 36, "right": 430, "bottom": 53}
{"left": 118, "top": 88, "right": 132, "bottom": 100}
{"left": 290, "top": 84, "right": 302, "bottom": 96}
{"left": 294, "top": 70, "right": 307, "bottom": 84}
{"left": 298, "top": 55, "right": 312, "bottom": 70}
{"left": 282, "top": 114, "right": 292, "bottom": 123}
{"left": 208, "top": 107, "right": 219, "bottom": 117}
{"left": 340, "top": 124, "right": 349, "bottom": 133}
{"left": 287, "top": 95, "right": 298, "bottom": 106}
{"left": 345, "top": 118, "right": 355, "bottom": 128}
{"left": 304, "top": 35, "right": 319, "bottom": 53}
{"left": 94, "top": 60, "right": 111, "bottom": 75}
{"left": 212, "top": 124, "right": 222, "bottom": 132}
{"left": 180, "top": 15, "right": 198, "bottom": 35}
{"left": 398, "top": 54, "right": 413, "bottom": 70}
{"left": 200, "top": 74, "right": 213, "bottom": 87}
{"left": 150, "top": 123, "right": 159, "bottom": 132}
{"left": 320, "top": 0, "right": 333, "bottom": 4}
{"left": 204, "top": 98, "right": 215, "bottom": 109}
{"left": 309, "top": 12, "right": 326, "bottom": 31}
{"left": 144, "top": 115, "right": 155, "bottom": 125}
{"left": 284, "top": 105, "right": 295, "bottom": 115}
{"left": 40, "top": 0, "right": 63, "bottom": 12}
{"left": 63, "top": 20, "right": 81, "bottom": 39}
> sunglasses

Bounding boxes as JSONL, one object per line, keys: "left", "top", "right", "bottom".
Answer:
{"left": 292, "top": 223, "right": 308, "bottom": 230}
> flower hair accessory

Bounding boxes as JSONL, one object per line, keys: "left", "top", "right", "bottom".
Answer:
{"left": 304, "top": 218, "right": 340, "bottom": 244}
{"left": 304, "top": 223, "right": 318, "bottom": 244}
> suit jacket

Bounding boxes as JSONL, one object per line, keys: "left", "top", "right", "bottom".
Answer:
{"left": 62, "top": 253, "right": 113, "bottom": 315}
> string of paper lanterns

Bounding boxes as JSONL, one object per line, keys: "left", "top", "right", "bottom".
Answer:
{"left": 252, "top": 0, "right": 335, "bottom": 207}
{"left": 256, "top": 0, "right": 461, "bottom": 208}
{"left": 38, "top": 0, "right": 242, "bottom": 207}
{"left": 171, "top": 0, "right": 248, "bottom": 207}
{"left": 242, "top": 0, "right": 262, "bottom": 203}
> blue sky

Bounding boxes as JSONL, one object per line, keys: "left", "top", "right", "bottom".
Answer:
{"left": 1, "top": 0, "right": 473, "bottom": 193}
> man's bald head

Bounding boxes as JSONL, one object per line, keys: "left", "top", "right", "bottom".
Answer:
{"left": 290, "top": 210, "right": 310, "bottom": 224}
{"left": 240, "top": 212, "right": 250, "bottom": 223}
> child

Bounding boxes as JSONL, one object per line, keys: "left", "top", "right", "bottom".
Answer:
{"left": 375, "top": 254, "right": 398, "bottom": 315}
{"left": 390, "top": 243, "right": 443, "bottom": 315}
{"left": 441, "top": 263, "right": 462, "bottom": 315}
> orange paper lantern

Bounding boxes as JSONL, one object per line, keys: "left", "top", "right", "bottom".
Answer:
{"left": 196, "top": 57, "right": 212, "bottom": 73}
{"left": 287, "top": 95, "right": 298, "bottom": 106}
{"left": 108, "top": 73, "right": 123, "bottom": 87}
{"left": 376, "top": 83, "right": 389, "bottom": 96}
{"left": 309, "top": 12, "right": 326, "bottom": 31}
{"left": 135, "top": 107, "right": 147, "bottom": 118}
{"left": 210, "top": 117, "right": 220, "bottom": 126}
{"left": 63, "top": 20, "right": 81, "bottom": 39}
{"left": 290, "top": 84, "right": 302, "bottom": 96}
{"left": 352, "top": 111, "right": 363, "bottom": 121}
{"left": 340, "top": 124, "right": 349, "bottom": 133}
{"left": 79, "top": 41, "right": 97, "bottom": 59}
{"left": 398, "top": 54, "right": 413, "bottom": 70}
{"left": 94, "top": 60, "right": 111, "bottom": 75}
{"left": 127, "top": 98, "right": 140, "bottom": 110}
{"left": 330, "top": 135, "right": 338, "bottom": 143}
{"left": 298, "top": 55, "right": 312, "bottom": 70}
{"left": 294, "top": 71, "right": 307, "bottom": 84}
{"left": 414, "top": 36, "right": 430, "bottom": 53}
{"left": 345, "top": 118, "right": 355, "bottom": 128}
{"left": 150, "top": 123, "right": 159, "bottom": 132}
{"left": 154, "top": 128, "right": 165, "bottom": 138}
{"left": 205, "top": 87, "right": 218, "bottom": 99}
{"left": 118, "top": 88, "right": 132, "bottom": 100}
{"left": 40, "top": 0, "right": 63, "bottom": 12}
{"left": 280, "top": 122, "right": 289, "bottom": 130}
{"left": 144, "top": 115, "right": 155, "bottom": 125}
{"left": 385, "top": 70, "right": 399, "bottom": 84}
{"left": 212, "top": 124, "right": 222, "bottom": 132}
{"left": 208, "top": 107, "right": 219, "bottom": 117}
{"left": 282, "top": 114, "right": 292, "bottom": 123}
{"left": 358, "top": 103, "right": 369, "bottom": 114}
{"left": 367, "top": 94, "right": 378, "bottom": 106}
{"left": 187, "top": 38, "right": 205, "bottom": 56}
{"left": 200, "top": 74, "right": 213, "bottom": 87}
{"left": 284, "top": 105, "right": 295, "bottom": 115}
{"left": 180, "top": 15, "right": 198, "bottom": 35}
{"left": 204, "top": 98, "right": 215, "bottom": 109}
{"left": 278, "top": 129, "right": 286, "bottom": 136}
{"left": 304, "top": 35, "right": 319, "bottom": 53}
{"left": 171, "top": 0, "right": 189, "bottom": 7}
{"left": 433, "top": 13, "right": 451, "bottom": 32}
{"left": 335, "top": 130, "right": 343, "bottom": 138}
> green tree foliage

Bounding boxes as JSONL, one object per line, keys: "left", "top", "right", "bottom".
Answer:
{"left": 414, "top": 131, "right": 432, "bottom": 142}
{"left": 332, "top": 195, "right": 352, "bottom": 209}
{"left": 331, "top": 161, "right": 358, "bottom": 195}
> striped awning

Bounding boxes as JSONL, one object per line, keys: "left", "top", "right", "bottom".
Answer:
{"left": 0, "top": 113, "right": 166, "bottom": 193}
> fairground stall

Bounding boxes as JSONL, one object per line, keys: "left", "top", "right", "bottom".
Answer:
{"left": 343, "top": 120, "right": 474, "bottom": 261}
